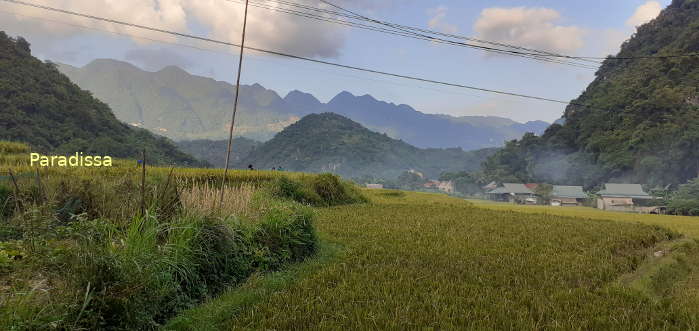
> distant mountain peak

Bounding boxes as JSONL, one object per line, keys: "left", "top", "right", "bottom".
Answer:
{"left": 84, "top": 58, "right": 140, "bottom": 71}
{"left": 334, "top": 90, "right": 354, "bottom": 98}
{"left": 359, "top": 94, "right": 377, "bottom": 101}
{"left": 239, "top": 112, "right": 496, "bottom": 179}
{"left": 158, "top": 65, "right": 189, "bottom": 75}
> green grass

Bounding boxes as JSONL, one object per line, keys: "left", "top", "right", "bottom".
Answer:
{"left": 164, "top": 241, "right": 342, "bottom": 331}
{"left": 169, "top": 190, "right": 699, "bottom": 330}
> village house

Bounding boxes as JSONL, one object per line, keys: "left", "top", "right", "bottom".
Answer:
{"left": 550, "top": 185, "right": 587, "bottom": 206}
{"left": 424, "top": 180, "right": 454, "bottom": 194}
{"left": 482, "top": 181, "right": 498, "bottom": 192}
{"left": 437, "top": 181, "right": 455, "bottom": 194}
{"left": 487, "top": 183, "right": 536, "bottom": 204}
{"left": 365, "top": 183, "right": 384, "bottom": 189}
{"left": 596, "top": 184, "right": 654, "bottom": 213}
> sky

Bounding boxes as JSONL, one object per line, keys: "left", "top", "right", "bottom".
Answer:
{"left": 0, "top": 0, "right": 672, "bottom": 123}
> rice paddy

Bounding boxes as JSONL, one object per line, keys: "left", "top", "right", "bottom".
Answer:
{"left": 170, "top": 190, "right": 699, "bottom": 330}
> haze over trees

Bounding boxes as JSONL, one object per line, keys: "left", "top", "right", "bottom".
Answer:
{"left": 482, "top": 0, "right": 699, "bottom": 188}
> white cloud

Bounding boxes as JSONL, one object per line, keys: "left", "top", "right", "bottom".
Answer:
{"left": 592, "top": 1, "right": 663, "bottom": 57}
{"left": 626, "top": 1, "right": 662, "bottom": 27}
{"left": 600, "top": 28, "right": 630, "bottom": 56}
{"left": 427, "top": 6, "right": 458, "bottom": 34}
{"left": 0, "top": 0, "right": 352, "bottom": 59}
{"left": 473, "top": 7, "right": 586, "bottom": 54}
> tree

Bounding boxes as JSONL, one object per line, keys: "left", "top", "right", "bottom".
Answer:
{"left": 668, "top": 177, "right": 699, "bottom": 216}
{"left": 534, "top": 184, "right": 553, "bottom": 204}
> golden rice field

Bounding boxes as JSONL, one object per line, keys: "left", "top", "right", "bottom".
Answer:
{"left": 466, "top": 199, "right": 699, "bottom": 239}
{"left": 168, "top": 190, "right": 699, "bottom": 330}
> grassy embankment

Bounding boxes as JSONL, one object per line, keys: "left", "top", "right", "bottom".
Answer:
{"left": 0, "top": 141, "right": 366, "bottom": 329}
{"left": 169, "top": 190, "right": 699, "bottom": 330}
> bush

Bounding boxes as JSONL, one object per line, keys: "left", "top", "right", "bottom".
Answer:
{"left": 270, "top": 174, "right": 367, "bottom": 207}
{"left": 668, "top": 178, "right": 699, "bottom": 216}
{"left": 54, "top": 199, "right": 318, "bottom": 329}
{"left": 251, "top": 200, "right": 317, "bottom": 269}
{"left": 272, "top": 176, "right": 322, "bottom": 206}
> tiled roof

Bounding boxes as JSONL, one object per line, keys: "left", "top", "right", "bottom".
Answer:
{"left": 488, "top": 183, "right": 534, "bottom": 195}
{"left": 551, "top": 186, "right": 587, "bottom": 199}
{"left": 597, "top": 184, "right": 651, "bottom": 199}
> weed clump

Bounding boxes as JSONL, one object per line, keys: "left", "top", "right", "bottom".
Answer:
{"left": 270, "top": 174, "right": 367, "bottom": 207}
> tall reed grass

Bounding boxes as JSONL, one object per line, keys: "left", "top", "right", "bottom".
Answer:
{"left": 178, "top": 179, "right": 257, "bottom": 218}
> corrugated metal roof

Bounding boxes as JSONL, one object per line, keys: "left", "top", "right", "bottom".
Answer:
{"left": 488, "top": 183, "right": 534, "bottom": 194}
{"left": 551, "top": 186, "right": 587, "bottom": 199}
{"left": 597, "top": 184, "right": 651, "bottom": 198}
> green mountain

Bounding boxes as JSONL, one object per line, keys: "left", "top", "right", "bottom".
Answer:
{"left": 0, "top": 32, "right": 205, "bottom": 166}
{"left": 177, "top": 138, "right": 261, "bottom": 168}
{"left": 482, "top": 0, "right": 699, "bottom": 188}
{"left": 58, "top": 60, "right": 300, "bottom": 142}
{"left": 57, "top": 59, "right": 549, "bottom": 150}
{"left": 238, "top": 113, "right": 496, "bottom": 179}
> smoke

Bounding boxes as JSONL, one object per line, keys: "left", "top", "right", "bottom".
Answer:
{"left": 530, "top": 151, "right": 612, "bottom": 189}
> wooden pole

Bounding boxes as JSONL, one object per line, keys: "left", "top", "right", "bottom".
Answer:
{"left": 34, "top": 168, "right": 44, "bottom": 203}
{"left": 8, "top": 169, "right": 20, "bottom": 212}
{"left": 140, "top": 149, "right": 146, "bottom": 217}
{"left": 220, "top": 0, "right": 251, "bottom": 207}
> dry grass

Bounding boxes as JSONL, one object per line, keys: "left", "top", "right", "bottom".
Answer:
{"left": 178, "top": 179, "right": 258, "bottom": 218}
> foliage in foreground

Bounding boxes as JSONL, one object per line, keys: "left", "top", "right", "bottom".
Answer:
{"left": 0, "top": 145, "right": 366, "bottom": 329}
{"left": 0, "top": 185, "right": 321, "bottom": 329}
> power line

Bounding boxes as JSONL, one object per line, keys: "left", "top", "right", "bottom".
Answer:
{"left": 0, "top": 0, "right": 597, "bottom": 109}
{"left": 0, "top": 8, "right": 506, "bottom": 102}
{"left": 230, "top": 0, "right": 600, "bottom": 69}
{"left": 223, "top": 0, "right": 598, "bottom": 69}
{"left": 315, "top": 0, "right": 599, "bottom": 64}
{"left": 316, "top": 0, "right": 699, "bottom": 62}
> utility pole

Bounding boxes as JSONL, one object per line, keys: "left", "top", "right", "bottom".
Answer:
{"left": 220, "top": 0, "right": 250, "bottom": 206}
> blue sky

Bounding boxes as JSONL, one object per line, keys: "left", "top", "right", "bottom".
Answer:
{"left": 0, "top": 0, "right": 671, "bottom": 122}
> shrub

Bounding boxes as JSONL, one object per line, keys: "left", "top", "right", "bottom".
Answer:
{"left": 53, "top": 199, "right": 318, "bottom": 329}
{"left": 270, "top": 174, "right": 367, "bottom": 207}
{"left": 251, "top": 200, "right": 317, "bottom": 269}
{"left": 271, "top": 176, "right": 322, "bottom": 206}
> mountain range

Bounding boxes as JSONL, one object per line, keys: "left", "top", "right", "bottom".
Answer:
{"left": 58, "top": 59, "right": 549, "bottom": 150}
{"left": 237, "top": 113, "right": 497, "bottom": 179}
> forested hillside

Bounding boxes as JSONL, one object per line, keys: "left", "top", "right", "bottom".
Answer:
{"left": 0, "top": 32, "right": 204, "bottom": 166}
{"left": 177, "top": 138, "right": 261, "bottom": 168}
{"left": 239, "top": 113, "right": 496, "bottom": 179}
{"left": 483, "top": 0, "right": 699, "bottom": 188}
